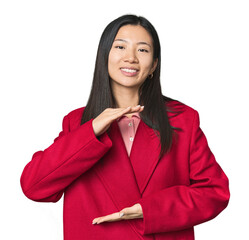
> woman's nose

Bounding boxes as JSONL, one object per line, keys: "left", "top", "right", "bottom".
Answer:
{"left": 124, "top": 50, "right": 138, "bottom": 63}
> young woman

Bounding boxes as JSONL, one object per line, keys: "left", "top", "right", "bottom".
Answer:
{"left": 20, "top": 14, "right": 230, "bottom": 240}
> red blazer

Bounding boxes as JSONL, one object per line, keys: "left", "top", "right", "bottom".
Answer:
{"left": 20, "top": 100, "right": 230, "bottom": 240}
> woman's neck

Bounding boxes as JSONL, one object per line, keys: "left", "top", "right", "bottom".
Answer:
{"left": 113, "top": 90, "right": 140, "bottom": 109}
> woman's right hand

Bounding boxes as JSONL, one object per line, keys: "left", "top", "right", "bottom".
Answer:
{"left": 92, "top": 105, "right": 144, "bottom": 137}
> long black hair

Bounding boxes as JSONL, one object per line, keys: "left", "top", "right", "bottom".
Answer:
{"left": 81, "top": 14, "right": 183, "bottom": 160}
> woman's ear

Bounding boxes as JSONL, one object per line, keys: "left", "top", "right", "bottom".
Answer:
{"left": 151, "top": 58, "right": 158, "bottom": 74}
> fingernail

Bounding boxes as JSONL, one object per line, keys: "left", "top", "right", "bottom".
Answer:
{"left": 141, "top": 106, "right": 144, "bottom": 108}
{"left": 119, "top": 212, "right": 124, "bottom": 217}
{"left": 92, "top": 221, "right": 96, "bottom": 225}
{"left": 136, "top": 105, "right": 140, "bottom": 107}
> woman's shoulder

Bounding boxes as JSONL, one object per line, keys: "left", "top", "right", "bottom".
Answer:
{"left": 62, "top": 106, "right": 85, "bottom": 130}
{"left": 164, "top": 97, "right": 199, "bottom": 127}
{"left": 66, "top": 106, "right": 85, "bottom": 118}
{"left": 61, "top": 106, "right": 85, "bottom": 122}
{"left": 165, "top": 97, "right": 198, "bottom": 115}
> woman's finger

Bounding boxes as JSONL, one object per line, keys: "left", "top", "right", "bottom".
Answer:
{"left": 111, "top": 105, "right": 144, "bottom": 119}
{"left": 92, "top": 212, "right": 120, "bottom": 224}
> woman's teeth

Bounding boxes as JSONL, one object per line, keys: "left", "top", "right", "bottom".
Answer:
{"left": 121, "top": 68, "right": 138, "bottom": 73}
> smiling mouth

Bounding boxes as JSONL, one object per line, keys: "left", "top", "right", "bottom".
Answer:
{"left": 120, "top": 68, "right": 139, "bottom": 76}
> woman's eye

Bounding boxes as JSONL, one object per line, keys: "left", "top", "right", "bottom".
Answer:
{"left": 115, "top": 46, "right": 124, "bottom": 49}
{"left": 138, "top": 49, "right": 149, "bottom": 53}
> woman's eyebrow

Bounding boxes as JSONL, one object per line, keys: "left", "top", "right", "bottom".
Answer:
{"left": 114, "top": 39, "right": 151, "bottom": 48}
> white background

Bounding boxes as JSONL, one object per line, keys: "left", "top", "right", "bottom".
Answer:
{"left": 1, "top": 0, "right": 248, "bottom": 239}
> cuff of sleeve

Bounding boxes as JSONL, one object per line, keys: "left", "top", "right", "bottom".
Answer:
{"left": 88, "top": 118, "right": 112, "bottom": 149}
{"left": 68, "top": 118, "right": 112, "bottom": 153}
{"left": 136, "top": 197, "right": 154, "bottom": 235}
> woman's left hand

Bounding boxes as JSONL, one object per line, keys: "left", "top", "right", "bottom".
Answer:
{"left": 92, "top": 203, "right": 143, "bottom": 225}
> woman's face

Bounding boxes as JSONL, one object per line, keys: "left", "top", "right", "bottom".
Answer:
{"left": 108, "top": 24, "right": 158, "bottom": 90}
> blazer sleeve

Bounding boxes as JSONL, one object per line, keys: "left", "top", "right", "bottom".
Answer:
{"left": 20, "top": 113, "right": 112, "bottom": 202}
{"left": 136, "top": 110, "right": 230, "bottom": 235}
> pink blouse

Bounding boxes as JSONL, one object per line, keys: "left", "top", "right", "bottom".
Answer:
{"left": 116, "top": 112, "right": 141, "bottom": 157}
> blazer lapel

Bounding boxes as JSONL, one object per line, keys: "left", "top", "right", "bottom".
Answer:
{"left": 129, "top": 119, "right": 161, "bottom": 195}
